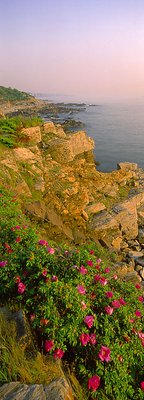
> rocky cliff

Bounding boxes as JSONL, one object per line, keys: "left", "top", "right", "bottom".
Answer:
{"left": 1, "top": 121, "right": 144, "bottom": 255}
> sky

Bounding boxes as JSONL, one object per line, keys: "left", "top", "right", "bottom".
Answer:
{"left": 1, "top": 0, "right": 144, "bottom": 103}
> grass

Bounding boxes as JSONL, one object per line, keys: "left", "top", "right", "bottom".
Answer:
{"left": 0, "top": 313, "right": 63, "bottom": 386}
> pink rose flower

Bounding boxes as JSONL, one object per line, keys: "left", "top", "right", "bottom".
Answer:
{"left": 104, "top": 267, "right": 110, "bottom": 273}
{"left": 15, "top": 225, "right": 21, "bottom": 229}
{"left": 105, "top": 291, "right": 113, "bottom": 298}
{"left": 87, "top": 260, "right": 93, "bottom": 267}
{"left": 113, "top": 274, "right": 118, "bottom": 280}
{"left": 88, "top": 375, "right": 100, "bottom": 392}
{"left": 135, "top": 283, "right": 141, "bottom": 289}
{"left": 15, "top": 276, "right": 21, "bottom": 283}
{"left": 42, "top": 269, "right": 48, "bottom": 277}
{"left": 0, "top": 261, "right": 8, "bottom": 267}
{"left": 135, "top": 310, "right": 142, "bottom": 318}
{"left": 17, "top": 282, "right": 26, "bottom": 294}
{"left": 79, "top": 265, "right": 88, "bottom": 275}
{"left": 112, "top": 300, "right": 121, "bottom": 308}
{"left": 99, "top": 277, "right": 107, "bottom": 286}
{"left": 77, "top": 285, "right": 86, "bottom": 294}
{"left": 89, "top": 250, "right": 95, "bottom": 255}
{"left": 51, "top": 275, "right": 58, "bottom": 282}
{"left": 138, "top": 296, "right": 143, "bottom": 302}
{"left": 98, "top": 345, "right": 111, "bottom": 362}
{"left": 84, "top": 315, "right": 94, "bottom": 328}
{"left": 119, "top": 297, "right": 126, "bottom": 305}
{"left": 105, "top": 306, "right": 114, "bottom": 315}
{"left": 45, "top": 340, "right": 54, "bottom": 352}
{"left": 80, "top": 333, "right": 90, "bottom": 346}
{"left": 15, "top": 237, "right": 21, "bottom": 243}
{"left": 94, "top": 274, "right": 101, "bottom": 282}
{"left": 38, "top": 239, "right": 48, "bottom": 246}
{"left": 53, "top": 349, "right": 65, "bottom": 359}
{"left": 47, "top": 246, "right": 55, "bottom": 254}
{"left": 96, "top": 258, "right": 101, "bottom": 264}
{"left": 140, "top": 381, "right": 144, "bottom": 391}
{"left": 138, "top": 331, "right": 144, "bottom": 341}
{"left": 89, "top": 333, "right": 97, "bottom": 345}
{"left": 30, "top": 313, "right": 35, "bottom": 321}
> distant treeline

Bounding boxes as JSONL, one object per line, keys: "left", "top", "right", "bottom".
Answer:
{"left": 0, "top": 86, "right": 32, "bottom": 102}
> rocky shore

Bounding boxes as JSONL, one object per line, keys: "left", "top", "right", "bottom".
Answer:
{"left": 0, "top": 120, "right": 144, "bottom": 287}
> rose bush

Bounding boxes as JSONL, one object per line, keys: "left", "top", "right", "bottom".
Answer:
{"left": 0, "top": 188, "right": 144, "bottom": 399}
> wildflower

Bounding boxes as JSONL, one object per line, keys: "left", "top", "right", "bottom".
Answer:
{"left": 53, "top": 349, "right": 65, "bottom": 359}
{"left": 42, "top": 269, "right": 48, "bottom": 277}
{"left": 15, "top": 276, "right": 21, "bottom": 283}
{"left": 112, "top": 300, "right": 121, "bottom": 308}
{"left": 135, "top": 283, "right": 141, "bottom": 289}
{"left": 47, "top": 246, "right": 55, "bottom": 254}
{"left": 138, "top": 296, "right": 143, "bottom": 303}
{"left": 79, "top": 265, "right": 88, "bottom": 275}
{"left": 84, "top": 315, "right": 94, "bottom": 328}
{"left": 118, "top": 355, "right": 123, "bottom": 362}
{"left": 105, "top": 306, "right": 114, "bottom": 315}
{"left": 98, "top": 345, "right": 111, "bottom": 362}
{"left": 0, "top": 261, "right": 8, "bottom": 267}
{"left": 135, "top": 310, "right": 142, "bottom": 318}
{"left": 119, "top": 297, "right": 126, "bottom": 305}
{"left": 77, "top": 285, "right": 86, "bottom": 294}
{"left": 80, "top": 333, "right": 90, "bottom": 346}
{"left": 87, "top": 260, "right": 93, "bottom": 267}
{"left": 81, "top": 301, "right": 87, "bottom": 310}
{"left": 140, "top": 382, "right": 144, "bottom": 391}
{"left": 15, "top": 237, "right": 21, "bottom": 243}
{"left": 89, "top": 250, "right": 95, "bottom": 255}
{"left": 89, "top": 333, "right": 97, "bottom": 345}
{"left": 138, "top": 331, "right": 144, "bottom": 341}
{"left": 99, "top": 277, "right": 107, "bottom": 286}
{"left": 15, "top": 225, "right": 21, "bottom": 229}
{"left": 88, "top": 375, "right": 100, "bottom": 392}
{"left": 105, "top": 267, "right": 110, "bottom": 273}
{"left": 96, "top": 258, "right": 101, "bottom": 264}
{"left": 17, "top": 282, "right": 26, "bottom": 294}
{"left": 106, "top": 291, "right": 113, "bottom": 298}
{"left": 94, "top": 274, "right": 101, "bottom": 282}
{"left": 51, "top": 275, "right": 58, "bottom": 282}
{"left": 45, "top": 340, "right": 54, "bottom": 352}
{"left": 30, "top": 314, "right": 35, "bottom": 321}
{"left": 113, "top": 274, "right": 118, "bottom": 280}
{"left": 38, "top": 239, "right": 48, "bottom": 246}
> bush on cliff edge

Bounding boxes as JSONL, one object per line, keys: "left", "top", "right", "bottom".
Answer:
{"left": 0, "top": 188, "right": 144, "bottom": 400}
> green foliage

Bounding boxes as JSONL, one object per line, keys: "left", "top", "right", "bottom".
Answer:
{"left": 0, "top": 116, "right": 43, "bottom": 148}
{"left": 0, "top": 86, "right": 32, "bottom": 102}
{"left": 0, "top": 188, "right": 144, "bottom": 399}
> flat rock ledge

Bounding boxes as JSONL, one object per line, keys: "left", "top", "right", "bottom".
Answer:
{"left": 0, "top": 378, "right": 74, "bottom": 400}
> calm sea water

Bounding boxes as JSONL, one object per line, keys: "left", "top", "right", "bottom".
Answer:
{"left": 38, "top": 94, "right": 144, "bottom": 172}
{"left": 72, "top": 102, "right": 144, "bottom": 172}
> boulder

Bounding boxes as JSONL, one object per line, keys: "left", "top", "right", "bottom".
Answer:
{"left": 117, "top": 162, "right": 138, "bottom": 171}
{"left": 43, "top": 122, "right": 66, "bottom": 138}
{"left": 21, "top": 126, "right": 42, "bottom": 144}
{"left": 47, "top": 131, "right": 94, "bottom": 163}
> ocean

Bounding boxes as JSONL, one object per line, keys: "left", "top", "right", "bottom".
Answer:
{"left": 72, "top": 101, "right": 144, "bottom": 172}
{"left": 38, "top": 94, "right": 144, "bottom": 172}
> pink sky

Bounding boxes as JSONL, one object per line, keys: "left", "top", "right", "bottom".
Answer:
{"left": 1, "top": 0, "right": 144, "bottom": 102}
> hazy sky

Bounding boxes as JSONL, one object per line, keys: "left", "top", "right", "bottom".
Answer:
{"left": 1, "top": 0, "right": 144, "bottom": 102}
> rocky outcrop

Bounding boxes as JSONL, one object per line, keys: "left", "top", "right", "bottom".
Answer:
{"left": 0, "top": 380, "right": 74, "bottom": 400}
{"left": 21, "top": 126, "right": 42, "bottom": 144}
{"left": 1, "top": 122, "right": 144, "bottom": 254}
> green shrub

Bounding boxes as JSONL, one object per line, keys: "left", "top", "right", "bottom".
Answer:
{"left": 0, "top": 189, "right": 144, "bottom": 399}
